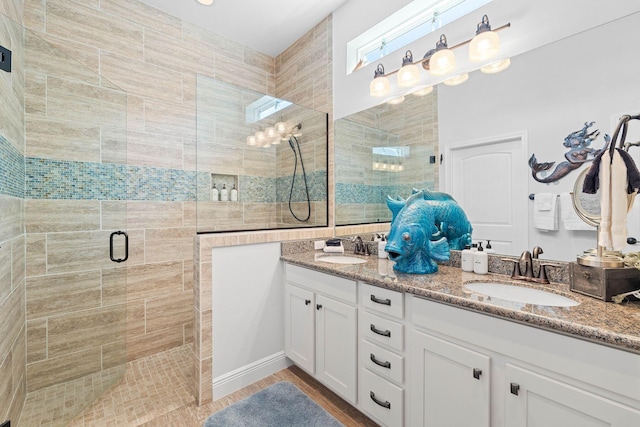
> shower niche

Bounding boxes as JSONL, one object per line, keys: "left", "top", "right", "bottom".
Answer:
{"left": 196, "top": 76, "right": 328, "bottom": 233}
{"left": 210, "top": 173, "right": 239, "bottom": 202}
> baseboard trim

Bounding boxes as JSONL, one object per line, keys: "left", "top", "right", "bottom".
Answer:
{"left": 212, "top": 352, "right": 292, "bottom": 400}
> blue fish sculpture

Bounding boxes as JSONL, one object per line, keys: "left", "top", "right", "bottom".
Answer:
{"left": 385, "top": 191, "right": 451, "bottom": 274}
{"left": 412, "top": 189, "right": 473, "bottom": 250}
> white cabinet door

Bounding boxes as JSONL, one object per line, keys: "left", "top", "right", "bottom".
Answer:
{"left": 284, "top": 284, "right": 315, "bottom": 374}
{"left": 316, "top": 293, "right": 358, "bottom": 404}
{"left": 505, "top": 364, "right": 640, "bottom": 427}
{"left": 410, "top": 330, "right": 491, "bottom": 427}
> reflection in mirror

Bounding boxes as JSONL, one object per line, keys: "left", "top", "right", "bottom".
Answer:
{"left": 572, "top": 168, "right": 600, "bottom": 227}
{"left": 196, "top": 77, "right": 328, "bottom": 232}
{"left": 334, "top": 91, "right": 438, "bottom": 225}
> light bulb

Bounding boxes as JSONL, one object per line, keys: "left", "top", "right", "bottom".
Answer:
{"left": 410, "top": 85, "right": 433, "bottom": 97}
{"left": 246, "top": 135, "right": 257, "bottom": 146}
{"left": 265, "top": 127, "right": 277, "bottom": 139}
{"left": 428, "top": 34, "right": 455, "bottom": 76}
{"left": 397, "top": 51, "right": 420, "bottom": 88}
{"left": 275, "top": 121, "right": 288, "bottom": 136}
{"left": 443, "top": 73, "right": 469, "bottom": 86}
{"left": 481, "top": 58, "right": 511, "bottom": 74}
{"left": 255, "top": 131, "right": 266, "bottom": 144}
{"left": 469, "top": 15, "right": 500, "bottom": 62}
{"left": 370, "top": 64, "right": 390, "bottom": 97}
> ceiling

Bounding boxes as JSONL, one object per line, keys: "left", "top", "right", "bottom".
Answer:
{"left": 139, "top": 0, "right": 349, "bottom": 57}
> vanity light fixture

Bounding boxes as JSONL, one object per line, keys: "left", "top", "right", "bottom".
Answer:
{"left": 247, "top": 123, "right": 301, "bottom": 148}
{"left": 387, "top": 95, "right": 406, "bottom": 105}
{"left": 469, "top": 15, "right": 500, "bottom": 62}
{"left": 443, "top": 73, "right": 469, "bottom": 86}
{"left": 370, "top": 64, "right": 391, "bottom": 97}
{"left": 397, "top": 50, "right": 420, "bottom": 88}
{"left": 426, "top": 35, "right": 456, "bottom": 76}
{"left": 196, "top": 0, "right": 214, "bottom": 5}
{"left": 481, "top": 57, "right": 511, "bottom": 74}
{"left": 368, "top": 16, "right": 511, "bottom": 98}
{"left": 246, "top": 135, "right": 257, "bottom": 146}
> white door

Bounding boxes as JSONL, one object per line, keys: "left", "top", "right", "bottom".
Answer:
{"left": 316, "top": 294, "right": 358, "bottom": 404}
{"left": 445, "top": 133, "right": 528, "bottom": 255}
{"left": 410, "top": 330, "right": 491, "bottom": 427}
{"left": 284, "top": 284, "right": 315, "bottom": 374}
{"left": 505, "top": 363, "right": 640, "bottom": 426}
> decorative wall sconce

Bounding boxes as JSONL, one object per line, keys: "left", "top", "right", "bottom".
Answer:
{"left": 369, "top": 15, "right": 511, "bottom": 102}
{"left": 246, "top": 122, "right": 301, "bottom": 148}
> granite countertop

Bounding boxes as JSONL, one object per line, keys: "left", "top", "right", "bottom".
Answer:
{"left": 281, "top": 251, "right": 640, "bottom": 355}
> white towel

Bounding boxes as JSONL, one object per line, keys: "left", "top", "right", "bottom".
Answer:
{"left": 323, "top": 244, "right": 344, "bottom": 254}
{"left": 559, "top": 193, "right": 593, "bottom": 230}
{"left": 599, "top": 150, "right": 634, "bottom": 250}
{"left": 533, "top": 193, "right": 558, "bottom": 231}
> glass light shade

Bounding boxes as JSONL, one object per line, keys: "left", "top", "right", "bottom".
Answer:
{"left": 469, "top": 31, "right": 500, "bottom": 62}
{"left": 265, "top": 127, "right": 277, "bottom": 139}
{"left": 255, "top": 131, "right": 266, "bottom": 144}
{"left": 481, "top": 58, "right": 511, "bottom": 74}
{"left": 275, "top": 121, "right": 288, "bottom": 136}
{"left": 196, "top": 0, "right": 213, "bottom": 4}
{"left": 443, "top": 73, "right": 469, "bottom": 86}
{"left": 370, "top": 76, "right": 391, "bottom": 97}
{"left": 429, "top": 49, "right": 455, "bottom": 76}
{"left": 411, "top": 85, "right": 433, "bottom": 97}
{"left": 387, "top": 96, "right": 405, "bottom": 105}
{"left": 246, "top": 135, "right": 257, "bottom": 146}
{"left": 398, "top": 164, "right": 404, "bottom": 171}
{"left": 397, "top": 63, "right": 420, "bottom": 88}
{"left": 262, "top": 142, "right": 271, "bottom": 148}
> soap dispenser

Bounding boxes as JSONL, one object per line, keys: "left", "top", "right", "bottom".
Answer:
{"left": 461, "top": 245, "right": 474, "bottom": 272}
{"left": 230, "top": 184, "right": 238, "bottom": 202}
{"left": 473, "top": 242, "right": 488, "bottom": 274}
{"left": 378, "top": 235, "right": 388, "bottom": 259}
{"left": 485, "top": 240, "right": 495, "bottom": 254}
{"left": 211, "top": 183, "right": 219, "bottom": 202}
{"left": 220, "top": 184, "right": 229, "bottom": 202}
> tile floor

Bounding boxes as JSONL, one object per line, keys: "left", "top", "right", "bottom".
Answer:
{"left": 18, "top": 345, "right": 378, "bottom": 426}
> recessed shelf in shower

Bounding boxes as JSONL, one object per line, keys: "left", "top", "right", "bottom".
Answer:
{"left": 210, "top": 173, "right": 239, "bottom": 202}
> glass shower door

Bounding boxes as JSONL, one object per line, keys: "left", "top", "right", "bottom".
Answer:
{"left": 19, "top": 25, "right": 129, "bottom": 426}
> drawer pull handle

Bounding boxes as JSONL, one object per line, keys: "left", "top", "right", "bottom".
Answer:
{"left": 370, "top": 324, "right": 391, "bottom": 337}
{"left": 370, "top": 353, "right": 391, "bottom": 369}
{"left": 473, "top": 368, "right": 482, "bottom": 380}
{"left": 370, "top": 295, "right": 391, "bottom": 306}
{"left": 316, "top": 304, "right": 322, "bottom": 310}
{"left": 370, "top": 391, "right": 391, "bottom": 409}
{"left": 305, "top": 299, "right": 311, "bottom": 305}
{"left": 510, "top": 382, "right": 520, "bottom": 396}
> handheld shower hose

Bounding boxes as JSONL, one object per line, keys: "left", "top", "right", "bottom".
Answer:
{"left": 288, "top": 135, "right": 311, "bottom": 222}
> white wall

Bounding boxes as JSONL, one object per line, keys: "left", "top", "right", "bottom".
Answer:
{"left": 211, "top": 242, "right": 288, "bottom": 398}
{"left": 439, "top": 12, "right": 640, "bottom": 261}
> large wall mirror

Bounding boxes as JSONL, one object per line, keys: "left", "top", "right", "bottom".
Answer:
{"left": 334, "top": 9, "right": 640, "bottom": 261}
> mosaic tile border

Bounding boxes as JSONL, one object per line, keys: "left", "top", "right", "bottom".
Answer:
{"left": 335, "top": 182, "right": 435, "bottom": 205}
{"left": 0, "top": 133, "right": 25, "bottom": 198}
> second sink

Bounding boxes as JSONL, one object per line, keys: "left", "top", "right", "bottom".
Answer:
{"left": 464, "top": 282, "right": 579, "bottom": 307}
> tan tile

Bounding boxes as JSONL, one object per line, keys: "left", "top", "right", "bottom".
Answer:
{"left": 45, "top": 231, "right": 114, "bottom": 274}
{"left": 25, "top": 71, "right": 46, "bottom": 115}
{"left": 184, "top": 136, "right": 197, "bottom": 171}
{"left": 125, "top": 201, "right": 184, "bottom": 229}
{"left": 25, "top": 113, "right": 101, "bottom": 161}
{"left": 25, "top": 233, "right": 46, "bottom": 277}
{"left": 145, "top": 291, "right": 192, "bottom": 334}
{"left": 46, "top": 76, "right": 127, "bottom": 127}
{"left": 144, "top": 28, "right": 215, "bottom": 76}
{"left": 25, "top": 200, "right": 101, "bottom": 233}
{"left": 11, "top": 235, "right": 25, "bottom": 290}
{"left": 101, "top": 124, "right": 127, "bottom": 164}
{"left": 24, "top": 0, "right": 45, "bottom": 31}
{"left": 127, "top": 93, "right": 145, "bottom": 131}
{"left": 183, "top": 21, "right": 243, "bottom": 63}
{"left": 144, "top": 227, "right": 196, "bottom": 263}
{"left": 46, "top": 0, "right": 143, "bottom": 60}
{"left": 0, "top": 286, "right": 24, "bottom": 374}
{"left": 126, "top": 300, "right": 145, "bottom": 337}
{"left": 125, "top": 326, "right": 184, "bottom": 362}
{"left": 126, "top": 130, "right": 183, "bottom": 169}
{"left": 144, "top": 98, "right": 196, "bottom": 139}
{"left": 27, "top": 319, "right": 47, "bottom": 363}
{"left": 215, "top": 54, "right": 269, "bottom": 94}
{"left": 183, "top": 260, "right": 194, "bottom": 292}
{"left": 1, "top": 0, "right": 23, "bottom": 24}
{"left": 47, "top": 304, "right": 125, "bottom": 358}
{"left": 0, "top": 243, "right": 11, "bottom": 303}
{"left": 103, "top": 261, "right": 183, "bottom": 303}
{"left": 26, "top": 271, "right": 102, "bottom": 319}
{"left": 11, "top": 324, "right": 26, "bottom": 385}
{"left": 99, "top": 0, "right": 182, "bottom": 39}
{"left": 183, "top": 202, "right": 197, "bottom": 228}
{"left": 0, "top": 195, "right": 22, "bottom": 243}
{"left": 0, "top": 349, "right": 11, "bottom": 417}
{"left": 26, "top": 347, "right": 101, "bottom": 391}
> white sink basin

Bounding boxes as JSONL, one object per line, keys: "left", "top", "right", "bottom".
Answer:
{"left": 317, "top": 255, "right": 367, "bottom": 265}
{"left": 464, "top": 282, "right": 579, "bottom": 307}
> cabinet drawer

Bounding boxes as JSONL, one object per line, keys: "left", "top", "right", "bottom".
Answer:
{"left": 361, "top": 283, "right": 404, "bottom": 319}
{"left": 359, "top": 367, "right": 403, "bottom": 427}
{"left": 285, "top": 263, "right": 357, "bottom": 304}
{"left": 360, "top": 339, "right": 404, "bottom": 385}
{"left": 360, "top": 311, "right": 404, "bottom": 352}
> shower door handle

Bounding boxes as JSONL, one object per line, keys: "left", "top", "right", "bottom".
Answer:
{"left": 110, "top": 231, "right": 129, "bottom": 263}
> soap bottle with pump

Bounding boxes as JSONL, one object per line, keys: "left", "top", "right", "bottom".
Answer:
{"left": 211, "top": 183, "right": 219, "bottom": 202}
{"left": 485, "top": 240, "right": 495, "bottom": 254}
{"left": 220, "top": 184, "right": 228, "bottom": 202}
{"left": 461, "top": 245, "right": 474, "bottom": 272}
{"left": 230, "top": 184, "right": 238, "bottom": 202}
{"left": 378, "top": 235, "right": 387, "bottom": 259}
{"left": 473, "top": 241, "right": 488, "bottom": 274}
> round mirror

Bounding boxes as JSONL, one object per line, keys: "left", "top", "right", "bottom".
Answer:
{"left": 571, "top": 168, "right": 601, "bottom": 227}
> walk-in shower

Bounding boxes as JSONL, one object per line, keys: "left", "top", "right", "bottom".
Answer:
{"left": 195, "top": 77, "right": 328, "bottom": 232}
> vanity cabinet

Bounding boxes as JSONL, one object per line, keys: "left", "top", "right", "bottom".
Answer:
{"left": 284, "top": 264, "right": 357, "bottom": 404}
{"left": 411, "top": 296, "right": 640, "bottom": 427}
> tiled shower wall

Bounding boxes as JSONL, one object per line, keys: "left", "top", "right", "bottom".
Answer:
{"left": 0, "top": 1, "right": 27, "bottom": 423}
{"left": 335, "top": 91, "right": 439, "bottom": 225}
{"left": 21, "top": 0, "right": 277, "bottom": 392}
